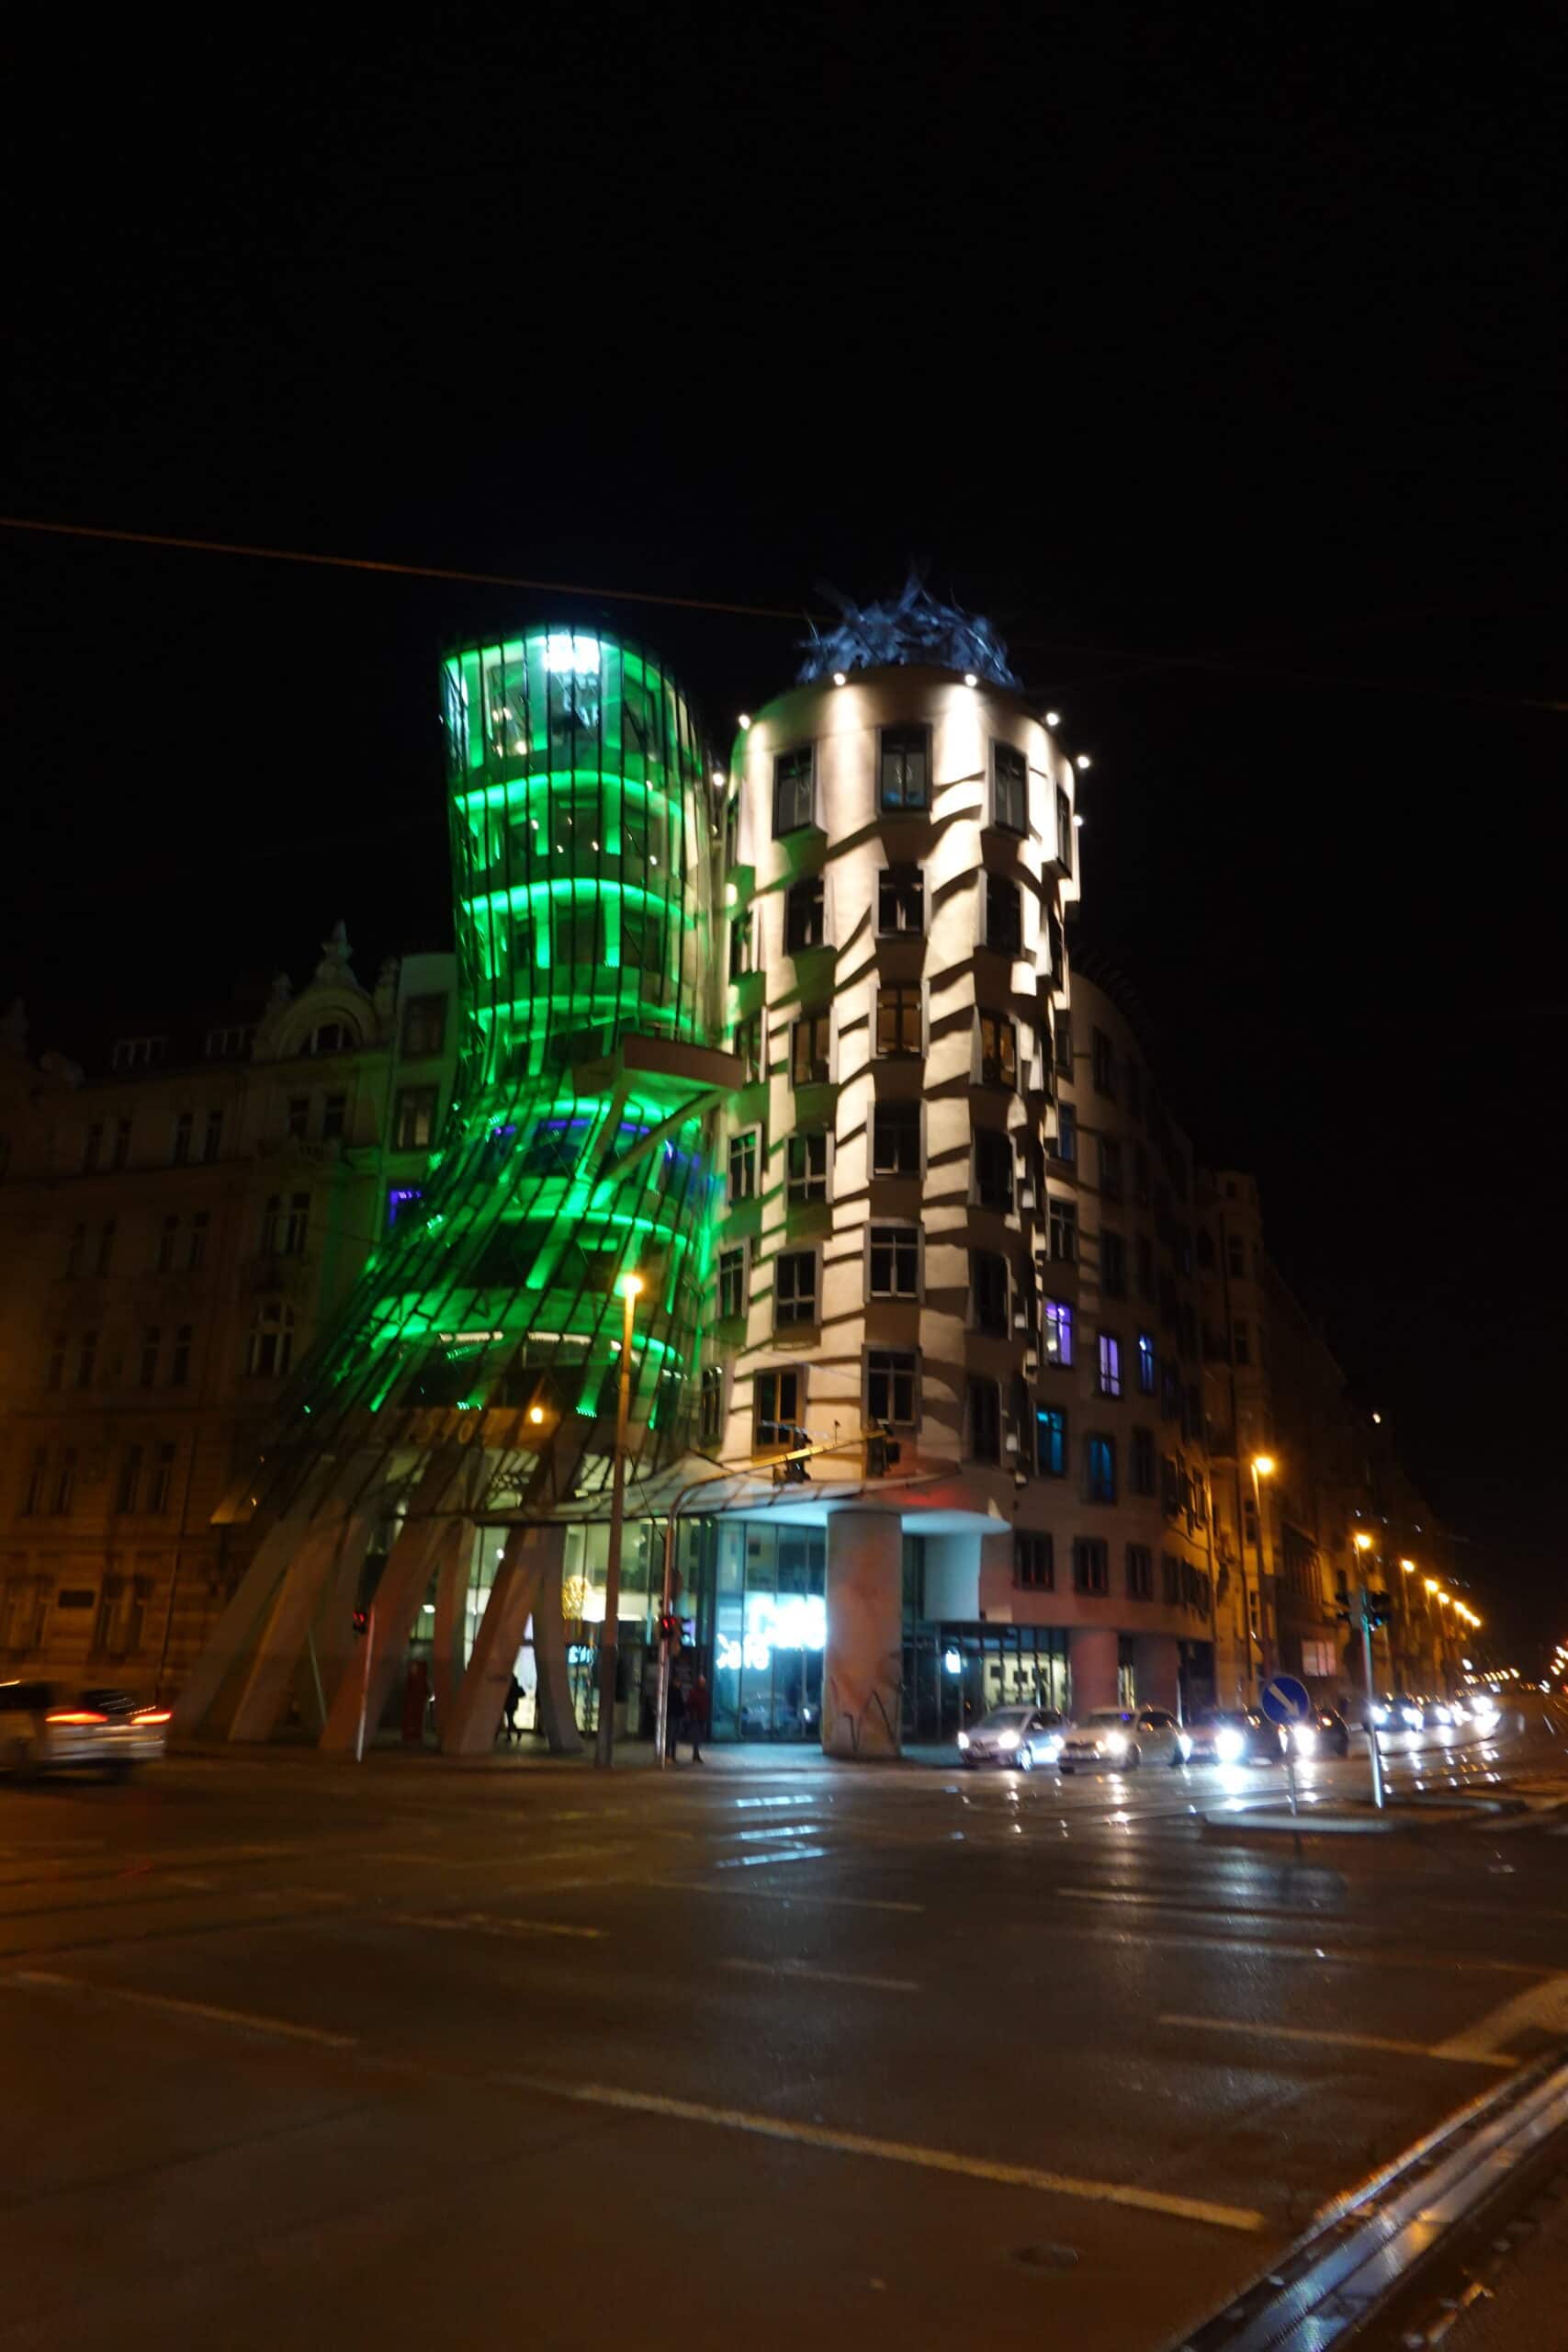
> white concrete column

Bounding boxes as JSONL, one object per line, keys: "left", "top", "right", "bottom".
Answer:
{"left": 429, "top": 1518, "right": 476, "bottom": 1740}
{"left": 319, "top": 1441, "right": 476, "bottom": 1755}
{"left": 822, "top": 1507, "right": 903, "bottom": 1760}
{"left": 444, "top": 1521, "right": 572, "bottom": 1758}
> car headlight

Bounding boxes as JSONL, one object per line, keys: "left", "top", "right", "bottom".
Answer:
{"left": 1177, "top": 1733, "right": 1192, "bottom": 1758}
{"left": 1401, "top": 1706, "right": 1423, "bottom": 1730}
{"left": 1292, "top": 1724, "right": 1317, "bottom": 1755}
{"left": 1370, "top": 1703, "right": 1389, "bottom": 1725}
{"left": 956, "top": 1731, "right": 970, "bottom": 1750}
{"left": 1215, "top": 1729, "right": 1245, "bottom": 1762}
{"left": 1104, "top": 1730, "right": 1129, "bottom": 1756}
{"left": 1037, "top": 1736, "right": 1063, "bottom": 1761}
{"left": 998, "top": 1730, "right": 1019, "bottom": 1750}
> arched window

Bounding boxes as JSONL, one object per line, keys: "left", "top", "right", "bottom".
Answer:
{"left": 247, "top": 1301, "right": 295, "bottom": 1378}
{"left": 310, "top": 1021, "right": 347, "bottom": 1055}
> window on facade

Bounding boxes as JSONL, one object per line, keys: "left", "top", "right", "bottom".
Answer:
{"left": 732, "top": 1012, "right": 761, "bottom": 1077}
{"left": 774, "top": 1250, "right": 818, "bottom": 1328}
{"left": 974, "top": 1128, "right": 1012, "bottom": 1212}
{"left": 1091, "top": 1027, "right": 1117, "bottom": 1097}
{"left": 1097, "top": 1331, "right": 1122, "bottom": 1397}
{"left": 1126, "top": 1543, "right": 1154, "bottom": 1600}
{"left": 787, "top": 1131, "right": 828, "bottom": 1204}
{"left": 1036, "top": 1404, "right": 1068, "bottom": 1478}
{"left": 1015, "top": 1532, "right": 1055, "bottom": 1590}
{"left": 993, "top": 741, "right": 1028, "bottom": 831}
{"left": 1072, "top": 1537, "right": 1109, "bottom": 1595}
{"left": 978, "top": 1012, "right": 1017, "bottom": 1089}
{"left": 868, "top": 1223, "right": 919, "bottom": 1298}
{"left": 1100, "top": 1138, "right": 1123, "bottom": 1198}
{"left": 1086, "top": 1432, "right": 1117, "bottom": 1503}
{"left": 83, "top": 1122, "right": 103, "bottom": 1173}
{"left": 867, "top": 1348, "right": 919, "bottom": 1429}
{"left": 402, "top": 994, "right": 447, "bottom": 1059}
{"left": 1100, "top": 1229, "right": 1126, "bottom": 1296}
{"left": 1054, "top": 1102, "right": 1077, "bottom": 1163}
{"left": 1227, "top": 1235, "right": 1247, "bottom": 1277}
{"left": 967, "top": 1376, "right": 1001, "bottom": 1463}
{"left": 139, "top": 1328, "right": 160, "bottom": 1388}
{"left": 723, "top": 795, "right": 739, "bottom": 868}
{"left": 170, "top": 1325, "right": 192, "bottom": 1387}
{"left": 718, "top": 1244, "right": 747, "bottom": 1320}
{"left": 287, "top": 1095, "right": 310, "bottom": 1140}
{"left": 1048, "top": 1194, "right": 1077, "bottom": 1262}
{"left": 394, "top": 1086, "right": 438, "bottom": 1150}
{"left": 1162, "top": 1554, "right": 1183, "bottom": 1606}
{"left": 1233, "top": 1320, "right": 1250, "bottom": 1365}
{"left": 51, "top": 1449, "right": 78, "bottom": 1516}
{"left": 728, "top": 1131, "right": 758, "bottom": 1202}
{"left": 146, "top": 1442, "right": 176, "bottom": 1516}
{"left": 248, "top": 1301, "right": 295, "bottom": 1378}
{"left": 1135, "top": 1234, "right": 1155, "bottom": 1300}
{"left": 1043, "top": 1298, "right": 1074, "bottom": 1367}
{"left": 75, "top": 1330, "right": 97, "bottom": 1390}
{"left": 1136, "top": 1331, "right": 1156, "bottom": 1393}
{"left": 1160, "top": 1360, "right": 1181, "bottom": 1421}
{"left": 971, "top": 1250, "right": 1009, "bottom": 1335}
{"left": 172, "top": 1111, "right": 194, "bottom": 1166}
{"left": 985, "top": 875, "right": 1022, "bottom": 956}
{"left": 114, "top": 1444, "right": 143, "bottom": 1515}
{"left": 45, "top": 1330, "right": 65, "bottom": 1390}
{"left": 872, "top": 1101, "right": 920, "bottom": 1178}
{"left": 1162, "top": 1455, "right": 1183, "bottom": 1518}
{"left": 878, "top": 865, "right": 924, "bottom": 934}
{"left": 1130, "top": 1425, "right": 1156, "bottom": 1495}
{"left": 21, "top": 1447, "right": 48, "bottom": 1516}
{"left": 1055, "top": 785, "right": 1073, "bottom": 872}
{"left": 64, "top": 1224, "right": 85, "bottom": 1277}
{"left": 791, "top": 1012, "right": 831, "bottom": 1087}
{"left": 155, "top": 1214, "right": 178, "bottom": 1272}
{"left": 875, "top": 983, "right": 920, "bottom": 1057}
{"left": 773, "top": 746, "right": 815, "bottom": 834}
{"left": 754, "top": 1369, "right": 800, "bottom": 1449}
{"left": 310, "top": 1022, "right": 347, "bottom": 1055}
{"left": 202, "top": 1108, "right": 223, "bottom": 1163}
{"left": 699, "top": 1365, "right": 724, "bottom": 1448}
{"left": 94, "top": 1221, "right": 115, "bottom": 1276}
{"left": 784, "top": 877, "right": 825, "bottom": 955}
{"left": 879, "top": 724, "right": 931, "bottom": 810}
{"left": 111, "top": 1117, "right": 130, "bottom": 1170}
{"left": 1055, "top": 1013, "right": 1073, "bottom": 1077}
{"left": 321, "top": 1092, "right": 347, "bottom": 1142}
{"left": 283, "top": 1192, "right": 309, "bottom": 1256}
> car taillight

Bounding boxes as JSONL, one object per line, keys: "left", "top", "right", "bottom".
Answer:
{"left": 46, "top": 1710, "right": 108, "bottom": 1725}
{"left": 133, "top": 1708, "right": 173, "bottom": 1724}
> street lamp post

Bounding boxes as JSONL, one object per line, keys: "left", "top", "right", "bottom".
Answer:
{"left": 594, "top": 1273, "right": 642, "bottom": 1770}
{"left": 1354, "top": 1531, "right": 1385, "bottom": 1811}
{"left": 1245, "top": 1454, "right": 1275, "bottom": 1703}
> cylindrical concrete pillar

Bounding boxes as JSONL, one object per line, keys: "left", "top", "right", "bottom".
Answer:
{"left": 822, "top": 1508, "right": 903, "bottom": 1759}
{"left": 1068, "top": 1624, "right": 1120, "bottom": 1715}
{"left": 1134, "top": 1632, "right": 1179, "bottom": 1713}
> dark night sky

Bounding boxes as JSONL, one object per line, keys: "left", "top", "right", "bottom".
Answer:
{"left": 4, "top": 18, "right": 1564, "bottom": 1654}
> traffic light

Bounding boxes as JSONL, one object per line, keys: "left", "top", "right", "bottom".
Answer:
{"left": 656, "top": 1611, "right": 681, "bottom": 1645}
{"left": 866, "top": 1423, "right": 903, "bottom": 1476}
{"left": 352, "top": 1608, "right": 370, "bottom": 1637}
{"left": 1365, "top": 1589, "right": 1393, "bottom": 1631}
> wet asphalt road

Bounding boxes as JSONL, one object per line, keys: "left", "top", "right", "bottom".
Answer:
{"left": 2, "top": 1704, "right": 1565, "bottom": 2351}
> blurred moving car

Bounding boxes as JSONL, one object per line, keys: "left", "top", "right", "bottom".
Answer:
{"left": 1287, "top": 1704, "right": 1352, "bottom": 1758}
{"left": 1058, "top": 1706, "right": 1183, "bottom": 1771}
{"left": 958, "top": 1705, "right": 1069, "bottom": 1770}
{"left": 0, "top": 1682, "right": 169, "bottom": 1781}
{"left": 1179, "top": 1707, "right": 1285, "bottom": 1766}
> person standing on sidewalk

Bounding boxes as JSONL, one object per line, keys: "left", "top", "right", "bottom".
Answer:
{"left": 666, "top": 1677, "right": 687, "bottom": 1764}
{"left": 686, "top": 1672, "right": 709, "bottom": 1765}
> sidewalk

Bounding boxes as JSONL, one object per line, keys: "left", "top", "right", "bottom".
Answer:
{"left": 170, "top": 1734, "right": 953, "bottom": 1775}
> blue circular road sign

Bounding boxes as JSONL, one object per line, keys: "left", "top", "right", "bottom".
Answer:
{"left": 1260, "top": 1673, "right": 1314, "bottom": 1727}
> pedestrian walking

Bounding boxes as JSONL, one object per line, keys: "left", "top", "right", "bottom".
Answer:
{"left": 687, "top": 1671, "right": 709, "bottom": 1765}
{"left": 501, "top": 1672, "right": 523, "bottom": 1746}
{"left": 667, "top": 1678, "right": 687, "bottom": 1764}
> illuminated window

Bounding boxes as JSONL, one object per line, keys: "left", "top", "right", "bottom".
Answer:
{"left": 247, "top": 1301, "right": 295, "bottom": 1378}
{"left": 967, "top": 1377, "right": 1001, "bottom": 1463}
{"left": 872, "top": 1101, "right": 920, "bottom": 1178}
{"left": 402, "top": 994, "right": 447, "bottom": 1058}
{"left": 394, "top": 1087, "right": 438, "bottom": 1150}
{"left": 1096, "top": 1331, "right": 1122, "bottom": 1398}
{"left": 775, "top": 1250, "right": 818, "bottom": 1329}
{"left": 1054, "top": 1102, "right": 1077, "bottom": 1163}
{"left": 784, "top": 876, "right": 825, "bottom": 953}
{"left": 1036, "top": 1405, "right": 1067, "bottom": 1478}
{"left": 1015, "top": 1532, "right": 1054, "bottom": 1590}
{"left": 985, "top": 875, "right": 1022, "bottom": 955}
{"left": 727, "top": 1131, "right": 758, "bottom": 1203}
{"left": 1072, "top": 1537, "right": 1109, "bottom": 1595}
{"left": 992, "top": 742, "right": 1027, "bottom": 832}
{"left": 875, "top": 984, "right": 920, "bottom": 1057}
{"left": 978, "top": 1011, "right": 1016, "bottom": 1088}
{"left": 1086, "top": 1433, "right": 1116, "bottom": 1503}
{"left": 773, "top": 746, "right": 815, "bottom": 835}
{"left": 754, "top": 1369, "right": 801, "bottom": 1449}
{"left": 878, "top": 865, "right": 924, "bottom": 934}
{"left": 786, "top": 1131, "right": 828, "bottom": 1204}
{"left": 879, "top": 724, "right": 931, "bottom": 810}
{"left": 1136, "top": 1332, "right": 1156, "bottom": 1393}
{"left": 868, "top": 1223, "right": 919, "bottom": 1298}
{"left": 1043, "top": 1298, "right": 1074, "bottom": 1366}
{"left": 791, "top": 1012, "right": 830, "bottom": 1087}
{"left": 867, "top": 1348, "right": 919, "bottom": 1428}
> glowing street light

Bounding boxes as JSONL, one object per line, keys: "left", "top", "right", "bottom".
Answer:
{"left": 594, "top": 1271, "right": 644, "bottom": 1770}
{"left": 1242, "top": 1453, "right": 1276, "bottom": 1701}
{"left": 1350, "top": 1530, "right": 1384, "bottom": 1811}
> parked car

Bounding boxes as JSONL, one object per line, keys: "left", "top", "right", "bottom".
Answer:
{"left": 0, "top": 1682, "right": 169, "bottom": 1781}
{"left": 1287, "top": 1704, "right": 1352, "bottom": 1758}
{"left": 1179, "top": 1707, "right": 1285, "bottom": 1766}
{"left": 958, "top": 1705, "right": 1069, "bottom": 1770}
{"left": 1058, "top": 1705, "right": 1184, "bottom": 1771}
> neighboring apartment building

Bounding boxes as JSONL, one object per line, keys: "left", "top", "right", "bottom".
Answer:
{"left": 0, "top": 929, "right": 456, "bottom": 1693}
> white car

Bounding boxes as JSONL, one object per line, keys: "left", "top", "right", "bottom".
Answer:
{"left": 958, "top": 1705, "right": 1070, "bottom": 1770}
{"left": 0, "top": 1682, "right": 170, "bottom": 1781}
{"left": 1058, "top": 1705, "right": 1185, "bottom": 1771}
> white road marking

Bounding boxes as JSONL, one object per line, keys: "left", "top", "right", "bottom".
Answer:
{"left": 1056, "top": 1886, "right": 1371, "bottom": 1932}
{"left": 7, "top": 1968, "right": 357, "bottom": 2048}
{"left": 1433, "top": 1973, "right": 1568, "bottom": 2062}
{"left": 721, "top": 1957, "right": 919, "bottom": 1995}
{"left": 1158, "top": 2012, "right": 1517, "bottom": 2069}
{"left": 1047, "top": 1918, "right": 1544, "bottom": 1974}
{"left": 389, "top": 1912, "right": 604, "bottom": 1940}
{"left": 722, "top": 1823, "right": 823, "bottom": 1841}
{"left": 715, "top": 1845, "right": 830, "bottom": 1870}
{"left": 647, "top": 1877, "right": 923, "bottom": 1915}
{"left": 490, "top": 2074, "right": 1265, "bottom": 2233}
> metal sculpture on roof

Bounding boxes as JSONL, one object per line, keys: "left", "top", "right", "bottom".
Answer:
{"left": 796, "top": 574, "right": 1020, "bottom": 688}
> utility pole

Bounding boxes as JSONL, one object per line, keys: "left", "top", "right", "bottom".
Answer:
{"left": 1353, "top": 1533, "right": 1385, "bottom": 1811}
{"left": 594, "top": 1274, "right": 641, "bottom": 1770}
